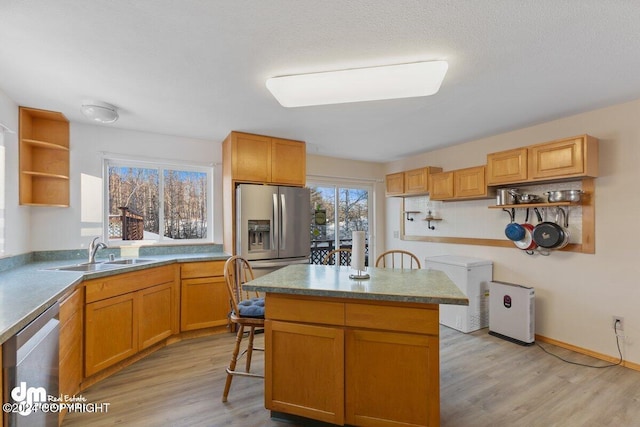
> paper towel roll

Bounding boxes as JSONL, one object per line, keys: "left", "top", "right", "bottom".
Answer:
{"left": 351, "top": 231, "right": 366, "bottom": 271}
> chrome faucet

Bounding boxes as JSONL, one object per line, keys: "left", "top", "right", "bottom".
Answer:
{"left": 88, "top": 237, "right": 108, "bottom": 263}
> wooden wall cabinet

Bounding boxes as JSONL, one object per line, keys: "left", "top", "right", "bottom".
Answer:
{"left": 59, "top": 286, "right": 84, "bottom": 424}
{"left": 19, "top": 106, "right": 70, "bottom": 206}
{"left": 486, "top": 147, "right": 528, "bottom": 186}
{"left": 487, "top": 135, "right": 598, "bottom": 186}
{"left": 385, "top": 172, "right": 405, "bottom": 196}
{"left": 223, "top": 131, "right": 306, "bottom": 186}
{"left": 84, "top": 265, "right": 178, "bottom": 377}
{"left": 528, "top": 135, "right": 598, "bottom": 180}
{"left": 430, "top": 166, "right": 488, "bottom": 201}
{"left": 180, "top": 260, "right": 228, "bottom": 331}
{"left": 428, "top": 171, "right": 454, "bottom": 200}
{"left": 385, "top": 167, "right": 442, "bottom": 197}
{"left": 265, "top": 294, "right": 440, "bottom": 426}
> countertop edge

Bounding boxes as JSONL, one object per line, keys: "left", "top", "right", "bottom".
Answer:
{"left": 0, "top": 252, "right": 230, "bottom": 345}
{"left": 245, "top": 285, "right": 469, "bottom": 306}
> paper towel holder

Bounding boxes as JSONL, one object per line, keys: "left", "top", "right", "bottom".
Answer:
{"left": 349, "top": 270, "right": 370, "bottom": 280}
{"left": 350, "top": 230, "right": 370, "bottom": 279}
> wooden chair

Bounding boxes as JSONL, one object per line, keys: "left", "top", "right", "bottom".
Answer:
{"left": 222, "top": 256, "right": 264, "bottom": 402}
{"left": 322, "top": 248, "right": 352, "bottom": 266}
{"left": 375, "top": 250, "right": 421, "bottom": 269}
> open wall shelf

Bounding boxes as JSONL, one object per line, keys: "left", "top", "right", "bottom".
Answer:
{"left": 19, "top": 107, "right": 70, "bottom": 206}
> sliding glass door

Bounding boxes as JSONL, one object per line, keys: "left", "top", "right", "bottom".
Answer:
{"left": 308, "top": 183, "right": 371, "bottom": 265}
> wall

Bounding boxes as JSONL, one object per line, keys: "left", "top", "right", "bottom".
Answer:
{"left": 29, "top": 122, "right": 221, "bottom": 251}
{"left": 0, "top": 90, "right": 30, "bottom": 256}
{"left": 384, "top": 98, "right": 640, "bottom": 366}
{"left": 306, "top": 154, "right": 386, "bottom": 258}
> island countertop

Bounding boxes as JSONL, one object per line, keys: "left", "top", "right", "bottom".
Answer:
{"left": 243, "top": 264, "right": 469, "bottom": 305}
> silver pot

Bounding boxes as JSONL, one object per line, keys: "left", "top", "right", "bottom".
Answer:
{"left": 517, "top": 193, "right": 541, "bottom": 204}
{"left": 545, "top": 189, "right": 583, "bottom": 203}
{"left": 496, "top": 188, "right": 519, "bottom": 205}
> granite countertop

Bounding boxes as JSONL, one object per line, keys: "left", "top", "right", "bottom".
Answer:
{"left": 0, "top": 250, "right": 229, "bottom": 345}
{"left": 243, "top": 264, "right": 469, "bottom": 305}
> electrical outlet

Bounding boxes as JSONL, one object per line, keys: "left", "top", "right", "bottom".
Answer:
{"left": 393, "top": 230, "right": 399, "bottom": 238}
{"left": 612, "top": 316, "right": 624, "bottom": 331}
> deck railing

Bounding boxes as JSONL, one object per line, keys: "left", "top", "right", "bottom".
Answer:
{"left": 108, "top": 207, "right": 144, "bottom": 240}
{"left": 309, "top": 239, "right": 368, "bottom": 265}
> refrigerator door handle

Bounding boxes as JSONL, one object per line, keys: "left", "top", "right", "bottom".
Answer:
{"left": 280, "top": 193, "right": 286, "bottom": 250}
{"left": 272, "top": 193, "right": 278, "bottom": 251}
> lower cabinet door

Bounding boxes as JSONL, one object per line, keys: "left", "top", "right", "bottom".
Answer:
{"left": 265, "top": 320, "right": 345, "bottom": 425}
{"left": 346, "top": 329, "right": 440, "bottom": 427}
{"left": 85, "top": 293, "right": 138, "bottom": 377}
{"left": 139, "top": 282, "right": 176, "bottom": 349}
{"left": 180, "top": 276, "right": 228, "bottom": 331}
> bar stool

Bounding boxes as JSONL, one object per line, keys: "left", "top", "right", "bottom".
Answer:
{"left": 222, "top": 256, "right": 264, "bottom": 402}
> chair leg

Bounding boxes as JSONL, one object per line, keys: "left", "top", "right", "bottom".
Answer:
{"left": 222, "top": 324, "right": 244, "bottom": 402}
{"left": 245, "top": 326, "right": 255, "bottom": 372}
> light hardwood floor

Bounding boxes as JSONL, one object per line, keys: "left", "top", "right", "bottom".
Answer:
{"left": 63, "top": 326, "right": 640, "bottom": 427}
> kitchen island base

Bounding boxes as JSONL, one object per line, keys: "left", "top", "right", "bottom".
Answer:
{"left": 265, "top": 293, "right": 440, "bottom": 427}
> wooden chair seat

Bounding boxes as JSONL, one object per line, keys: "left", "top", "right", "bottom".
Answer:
{"left": 222, "top": 256, "right": 264, "bottom": 403}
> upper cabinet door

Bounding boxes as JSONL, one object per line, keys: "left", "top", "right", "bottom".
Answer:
{"left": 528, "top": 136, "right": 588, "bottom": 180}
{"left": 429, "top": 171, "right": 454, "bottom": 200}
{"left": 232, "top": 133, "right": 272, "bottom": 183}
{"left": 486, "top": 147, "right": 528, "bottom": 185}
{"left": 385, "top": 172, "right": 405, "bottom": 196}
{"left": 404, "top": 168, "right": 429, "bottom": 194}
{"left": 454, "top": 166, "right": 487, "bottom": 198}
{"left": 271, "top": 138, "right": 306, "bottom": 185}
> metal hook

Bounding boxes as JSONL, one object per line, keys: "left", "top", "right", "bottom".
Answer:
{"left": 502, "top": 208, "right": 515, "bottom": 223}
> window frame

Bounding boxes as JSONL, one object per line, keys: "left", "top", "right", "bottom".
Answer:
{"left": 103, "top": 156, "right": 214, "bottom": 246}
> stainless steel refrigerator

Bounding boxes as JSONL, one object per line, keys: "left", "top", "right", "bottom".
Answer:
{"left": 236, "top": 184, "right": 310, "bottom": 274}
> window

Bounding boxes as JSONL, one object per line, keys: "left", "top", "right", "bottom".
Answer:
{"left": 308, "top": 182, "right": 371, "bottom": 265}
{"left": 104, "top": 158, "right": 212, "bottom": 244}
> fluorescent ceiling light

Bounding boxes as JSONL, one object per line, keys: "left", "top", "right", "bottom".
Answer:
{"left": 266, "top": 60, "right": 448, "bottom": 108}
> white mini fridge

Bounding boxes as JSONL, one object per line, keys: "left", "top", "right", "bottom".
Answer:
{"left": 425, "top": 255, "right": 492, "bottom": 333}
{"left": 489, "top": 281, "right": 535, "bottom": 345}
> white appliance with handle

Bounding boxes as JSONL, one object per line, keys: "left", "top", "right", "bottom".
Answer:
{"left": 425, "top": 255, "right": 492, "bottom": 333}
{"left": 489, "top": 281, "right": 535, "bottom": 345}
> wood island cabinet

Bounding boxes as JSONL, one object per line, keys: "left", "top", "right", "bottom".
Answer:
{"left": 18, "top": 106, "right": 70, "bottom": 206}
{"left": 180, "top": 260, "right": 228, "bottom": 331}
{"left": 84, "top": 265, "right": 177, "bottom": 377}
{"left": 265, "top": 293, "right": 440, "bottom": 427}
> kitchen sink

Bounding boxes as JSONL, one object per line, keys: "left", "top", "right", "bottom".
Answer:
{"left": 104, "top": 258, "right": 155, "bottom": 265}
{"left": 47, "top": 258, "right": 156, "bottom": 272}
{"left": 48, "top": 262, "right": 121, "bottom": 272}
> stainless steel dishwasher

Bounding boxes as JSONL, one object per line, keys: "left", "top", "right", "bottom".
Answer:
{"left": 3, "top": 302, "right": 59, "bottom": 427}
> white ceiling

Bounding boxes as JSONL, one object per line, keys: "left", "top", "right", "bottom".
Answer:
{"left": 1, "top": 1, "right": 639, "bottom": 162}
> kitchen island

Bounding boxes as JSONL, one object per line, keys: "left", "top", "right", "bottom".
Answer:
{"left": 243, "top": 264, "right": 468, "bottom": 427}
